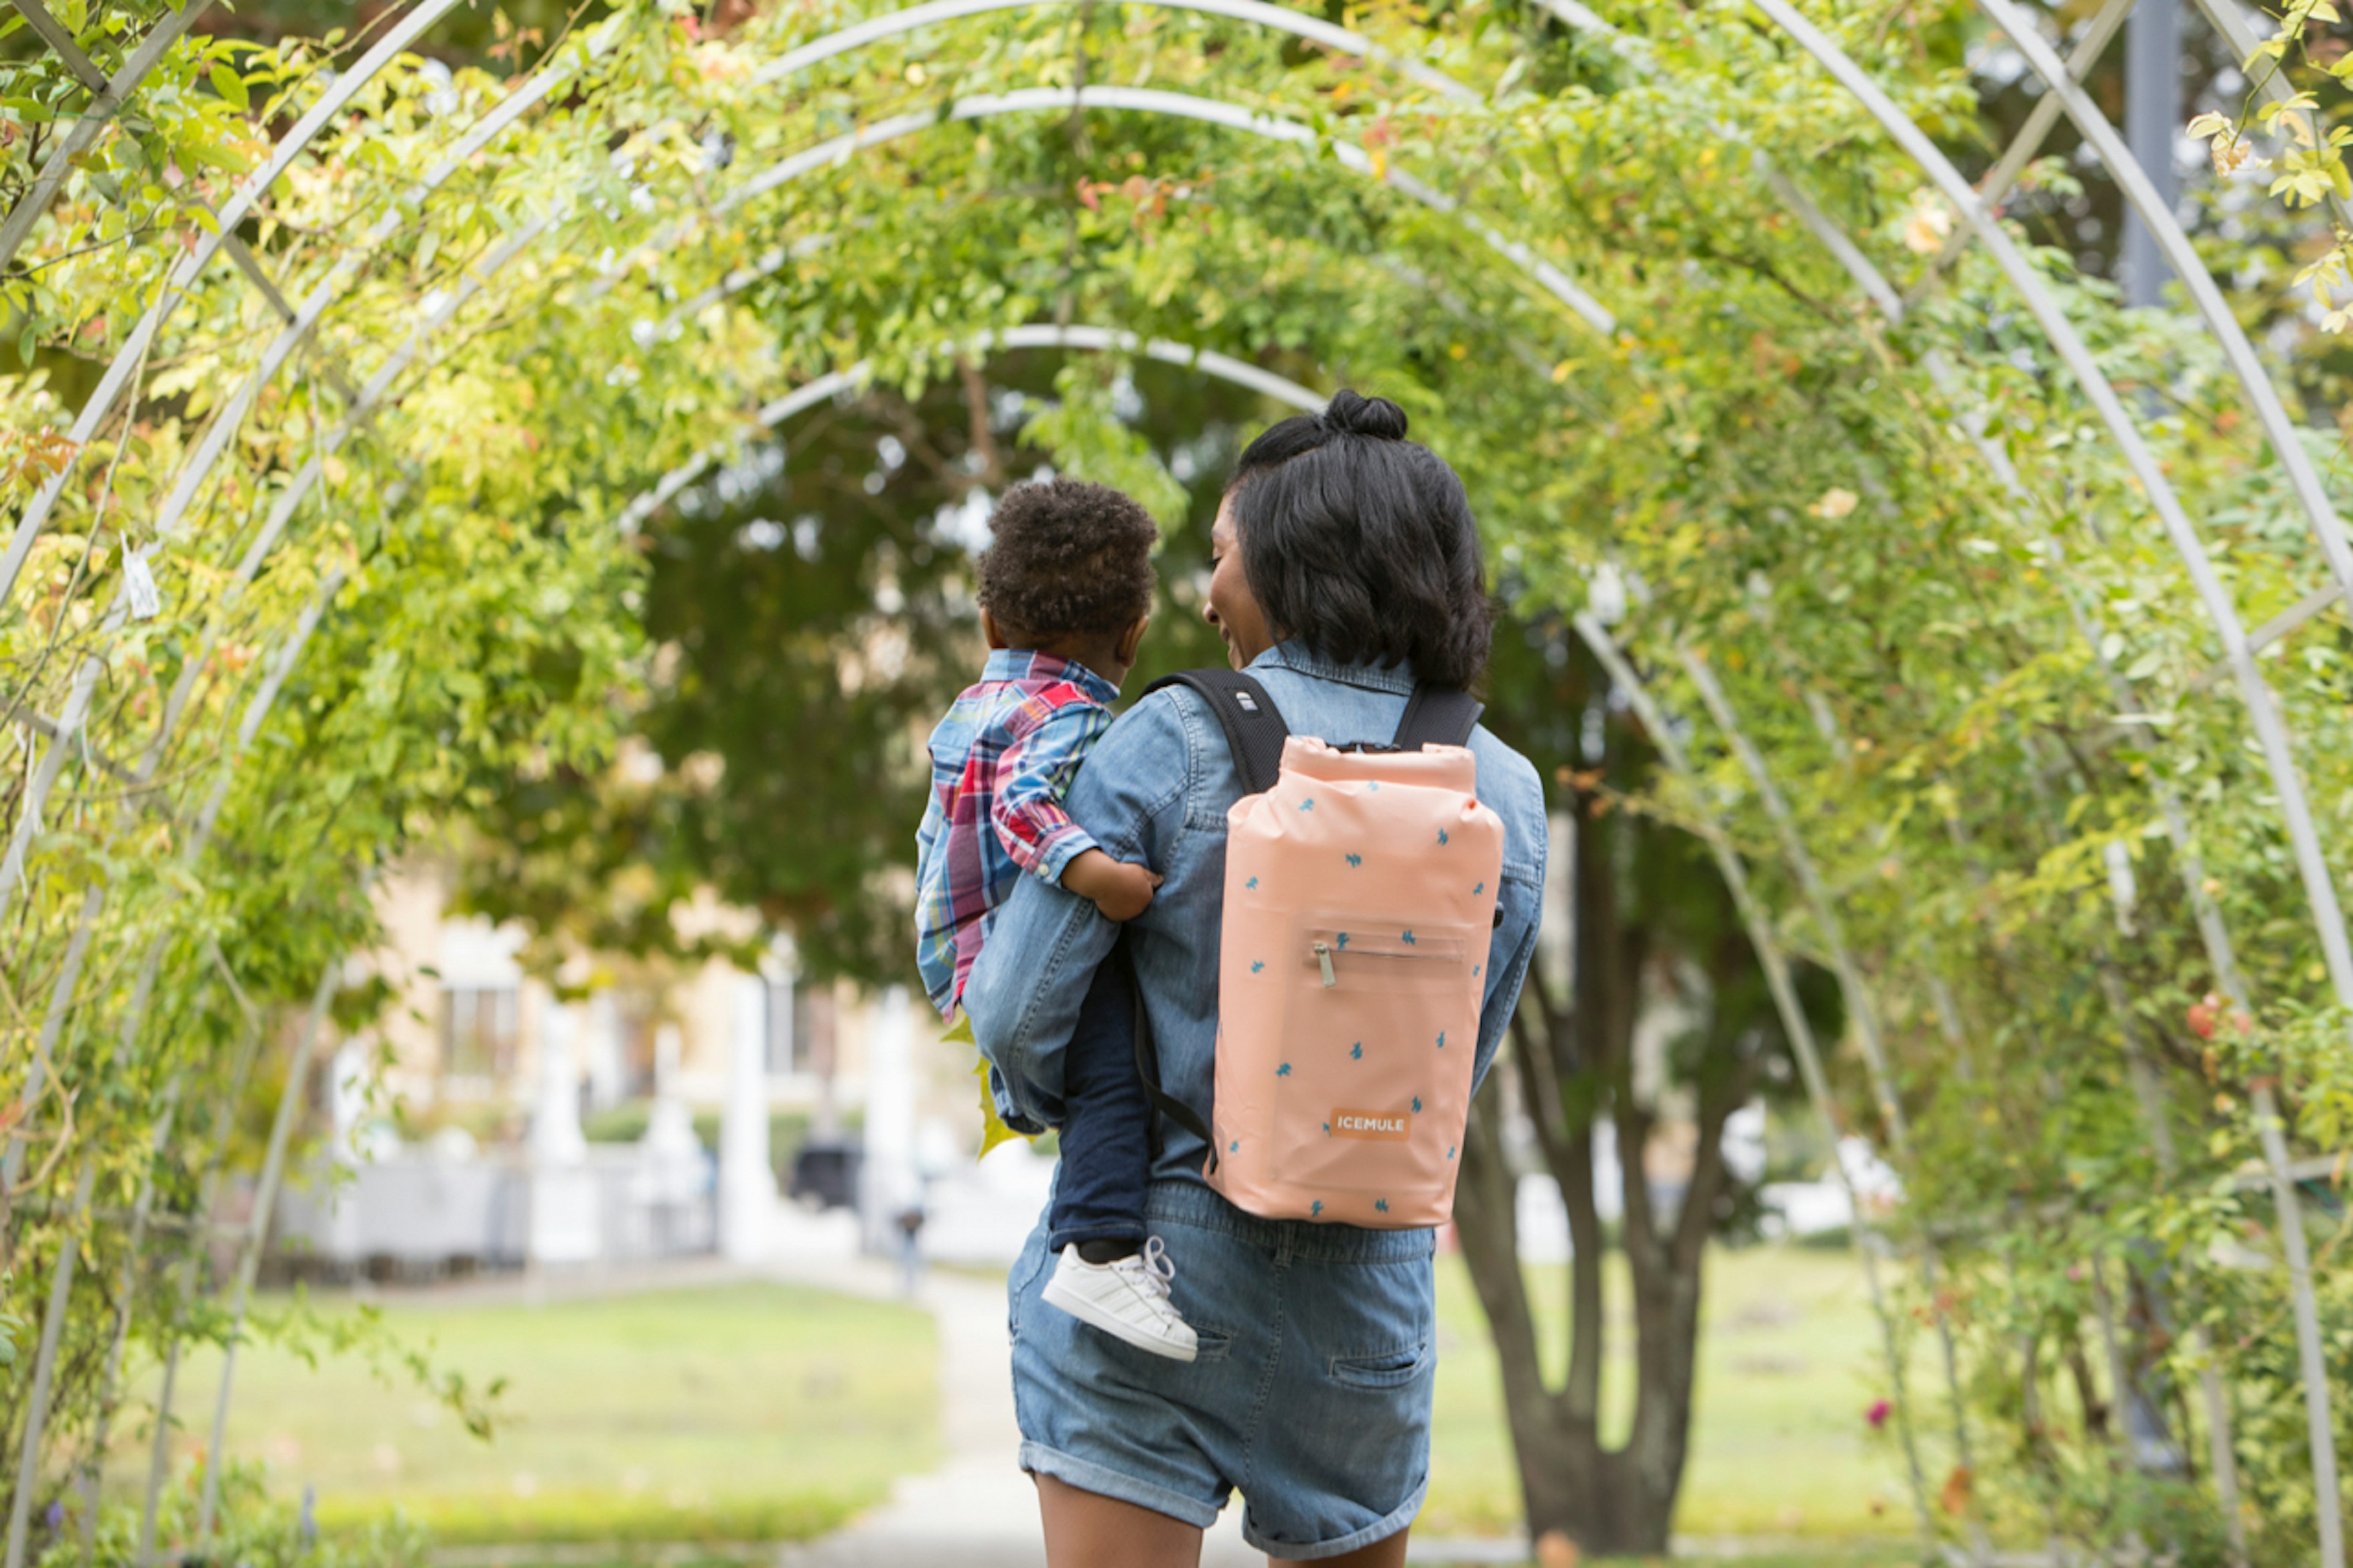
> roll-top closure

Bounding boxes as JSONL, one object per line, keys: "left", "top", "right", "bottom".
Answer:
{"left": 1276, "top": 735, "right": 1477, "bottom": 795}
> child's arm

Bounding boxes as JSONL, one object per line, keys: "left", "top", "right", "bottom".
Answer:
{"left": 990, "top": 702, "right": 1156, "bottom": 919}
{"left": 1060, "top": 847, "right": 1161, "bottom": 921}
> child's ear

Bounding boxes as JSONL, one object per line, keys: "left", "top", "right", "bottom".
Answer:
{"left": 1115, "top": 613, "right": 1151, "bottom": 664}
{"left": 980, "top": 608, "right": 1011, "bottom": 650}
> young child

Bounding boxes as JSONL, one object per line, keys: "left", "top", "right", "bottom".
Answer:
{"left": 914, "top": 477, "right": 1198, "bottom": 1361}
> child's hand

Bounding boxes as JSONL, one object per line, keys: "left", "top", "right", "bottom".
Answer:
{"left": 1063, "top": 847, "right": 1162, "bottom": 922}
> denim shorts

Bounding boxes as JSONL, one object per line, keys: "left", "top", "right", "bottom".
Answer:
{"left": 1008, "top": 1180, "right": 1438, "bottom": 1559}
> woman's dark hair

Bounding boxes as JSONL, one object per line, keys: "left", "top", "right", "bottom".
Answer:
{"left": 977, "top": 477, "right": 1159, "bottom": 645}
{"left": 1224, "top": 388, "right": 1493, "bottom": 689}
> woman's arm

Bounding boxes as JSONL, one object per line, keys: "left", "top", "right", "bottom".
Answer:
{"left": 964, "top": 692, "right": 1192, "bottom": 1131}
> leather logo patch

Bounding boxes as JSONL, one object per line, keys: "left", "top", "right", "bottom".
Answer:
{"left": 1331, "top": 1108, "right": 1412, "bottom": 1142}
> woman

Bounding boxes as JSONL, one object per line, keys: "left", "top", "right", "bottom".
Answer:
{"left": 964, "top": 390, "right": 1548, "bottom": 1567}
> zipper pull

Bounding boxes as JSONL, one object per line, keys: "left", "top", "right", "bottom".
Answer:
{"left": 1314, "top": 941, "right": 1337, "bottom": 988}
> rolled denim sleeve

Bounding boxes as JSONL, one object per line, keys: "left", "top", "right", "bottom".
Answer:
{"left": 1471, "top": 869, "right": 1544, "bottom": 1096}
{"left": 965, "top": 692, "right": 1188, "bottom": 1132}
{"left": 1470, "top": 752, "right": 1548, "bottom": 1097}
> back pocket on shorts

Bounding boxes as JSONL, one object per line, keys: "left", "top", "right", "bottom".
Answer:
{"left": 1328, "top": 1341, "right": 1430, "bottom": 1390}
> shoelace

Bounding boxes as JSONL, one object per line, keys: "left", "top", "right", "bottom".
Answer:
{"left": 1121, "top": 1235, "right": 1178, "bottom": 1303}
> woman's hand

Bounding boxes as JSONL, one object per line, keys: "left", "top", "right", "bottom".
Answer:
{"left": 1061, "top": 847, "right": 1162, "bottom": 921}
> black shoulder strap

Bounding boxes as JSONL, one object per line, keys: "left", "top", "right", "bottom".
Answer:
{"left": 1116, "top": 937, "right": 1218, "bottom": 1169}
{"left": 1392, "top": 685, "right": 1483, "bottom": 749}
{"left": 1142, "top": 670, "right": 1290, "bottom": 795}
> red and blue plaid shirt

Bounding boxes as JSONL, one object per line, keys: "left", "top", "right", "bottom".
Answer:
{"left": 915, "top": 650, "right": 1121, "bottom": 1018}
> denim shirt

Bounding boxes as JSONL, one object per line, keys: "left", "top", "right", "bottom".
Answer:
{"left": 964, "top": 640, "right": 1549, "bottom": 1189}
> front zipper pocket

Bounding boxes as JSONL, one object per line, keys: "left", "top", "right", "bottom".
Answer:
{"left": 1303, "top": 926, "right": 1467, "bottom": 988}
{"left": 1268, "top": 917, "right": 1480, "bottom": 1208}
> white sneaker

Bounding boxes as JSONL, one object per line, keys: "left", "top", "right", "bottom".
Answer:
{"left": 1042, "top": 1237, "right": 1199, "bottom": 1362}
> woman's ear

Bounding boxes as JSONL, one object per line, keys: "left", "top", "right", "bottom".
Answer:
{"left": 1115, "top": 613, "right": 1151, "bottom": 665}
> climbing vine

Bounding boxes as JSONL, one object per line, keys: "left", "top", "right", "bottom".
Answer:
{"left": 0, "top": 0, "right": 2350, "bottom": 1561}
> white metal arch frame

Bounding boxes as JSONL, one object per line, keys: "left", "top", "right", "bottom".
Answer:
{"left": 78, "top": 0, "right": 1521, "bottom": 630}
{"left": 658, "top": 83, "right": 1615, "bottom": 335}
{"left": 1722, "top": 21, "right": 2343, "bottom": 1535}
{"left": 0, "top": 42, "right": 1631, "bottom": 958}
{"left": 0, "top": 316, "right": 1317, "bottom": 1535}
{"left": 5, "top": 3, "right": 2353, "bottom": 1555}
{"left": 1745, "top": 0, "right": 2353, "bottom": 1020}
{"left": 747, "top": 0, "right": 1481, "bottom": 103}
{"left": 2, "top": 0, "right": 2338, "bottom": 1298}
{"left": 617, "top": 322, "right": 1324, "bottom": 536}
{"left": 0, "top": 0, "right": 1618, "bottom": 919}
{"left": 16, "top": 2, "right": 2343, "bottom": 1295}
{"left": 0, "top": 0, "right": 498, "bottom": 607}
{"left": 32, "top": 0, "right": 2334, "bottom": 979}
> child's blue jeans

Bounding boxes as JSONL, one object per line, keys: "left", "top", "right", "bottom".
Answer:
{"left": 1045, "top": 950, "right": 1151, "bottom": 1252}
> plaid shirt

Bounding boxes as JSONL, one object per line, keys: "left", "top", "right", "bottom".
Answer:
{"left": 915, "top": 649, "right": 1120, "bottom": 1018}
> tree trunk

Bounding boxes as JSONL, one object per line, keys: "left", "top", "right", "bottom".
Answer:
{"left": 1453, "top": 771, "right": 1764, "bottom": 1558}
{"left": 1460, "top": 1092, "right": 1680, "bottom": 1551}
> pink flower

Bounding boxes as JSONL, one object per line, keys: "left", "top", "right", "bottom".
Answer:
{"left": 1866, "top": 1399, "right": 1891, "bottom": 1430}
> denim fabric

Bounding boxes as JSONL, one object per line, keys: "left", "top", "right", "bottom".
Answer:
{"left": 1010, "top": 1182, "right": 1439, "bottom": 1558}
{"left": 1045, "top": 951, "right": 1150, "bottom": 1252}
{"left": 967, "top": 641, "right": 1546, "bottom": 1545}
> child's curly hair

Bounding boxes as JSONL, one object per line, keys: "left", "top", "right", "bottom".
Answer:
{"left": 976, "top": 478, "right": 1159, "bottom": 645}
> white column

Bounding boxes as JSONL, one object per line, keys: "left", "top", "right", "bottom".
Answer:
{"left": 860, "top": 985, "right": 917, "bottom": 1252}
{"left": 643, "top": 1022, "right": 700, "bottom": 1167}
{"left": 528, "top": 1000, "right": 599, "bottom": 1263}
{"left": 319, "top": 1037, "right": 372, "bottom": 1264}
{"left": 583, "top": 991, "right": 625, "bottom": 1110}
{"left": 719, "top": 972, "right": 777, "bottom": 1262}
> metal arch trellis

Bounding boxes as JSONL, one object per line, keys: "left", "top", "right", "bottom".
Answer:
{"left": 0, "top": 563, "right": 349, "bottom": 1568}
{"left": 0, "top": 0, "right": 1602, "bottom": 629}
{"left": 0, "top": 64, "right": 1604, "bottom": 980}
{"left": 0, "top": 34, "right": 1634, "bottom": 1334}
{"left": 1757, "top": 46, "right": 2329, "bottom": 1562}
{"left": 8, "top": 7, "right": 2346, "bottom": 955}
{"left": 134, "top": 70, "right": 1623, "bottom": 643}
{"left": 0, "top": 206, "right": 555, "bottom": 1189}
{"left": 0, "top": 0, "right": 218, "bottom": 274}
{"left": 615, "top": 324, "right": 1325, "bottom": 536}
{"left": 578, "top": 70, "right": 2321, "bottom": 1513}
{"left": 1748, "top": 0, "right": 2353, "bottom": 1033}
{"left": 0, "top": 0, "right": 482, "bottom": 608}
{"left": 4, "top": 0, "right": 2353, "bottom": 1553}
{"left": 0, "top": 4, "right": 1633, "bottom": 963}
{"left": 0, "top": 317, "right": 1310, "bottom": 1553}
{"left": 1738, "top": 7, "right": 2353, "bottom": 1559}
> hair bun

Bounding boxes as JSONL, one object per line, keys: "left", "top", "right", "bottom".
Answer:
{"left": 1322, "top": 388, "right": 1408, "bottom": 441}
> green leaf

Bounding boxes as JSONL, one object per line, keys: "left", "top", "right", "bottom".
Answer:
{"left": 210, "top": 60, "right": 250, "bottom": 113}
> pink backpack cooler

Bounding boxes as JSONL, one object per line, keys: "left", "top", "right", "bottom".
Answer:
{"left": 1140, "top": 672, "right": 1505, "bottom": 1229}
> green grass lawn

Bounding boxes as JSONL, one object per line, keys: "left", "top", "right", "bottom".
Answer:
{"left": 113, "top": 1282, "right": 937, "bottom": 1546}
{"left": 1426, "top": 1244, "right": 1930, "bottom": 1542}
{"left": 115, "top": 1244, "right": 1920, "bottom": 1557}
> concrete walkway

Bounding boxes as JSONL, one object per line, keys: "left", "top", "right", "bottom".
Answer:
{"left": 770, "top": 1256, "right": 1264, "bottom": 1567}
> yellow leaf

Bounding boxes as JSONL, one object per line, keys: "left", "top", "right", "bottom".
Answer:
{"left": 974, "top": 1056, "right": 1029, "bottom": 1158}
{"left": 955, "top": 1012, "right": 1030, "bottom": 1159}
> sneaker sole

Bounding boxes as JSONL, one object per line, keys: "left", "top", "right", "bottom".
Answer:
{"left": 1042, "top": 1274, "right": 1199, "bottom": 1363}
